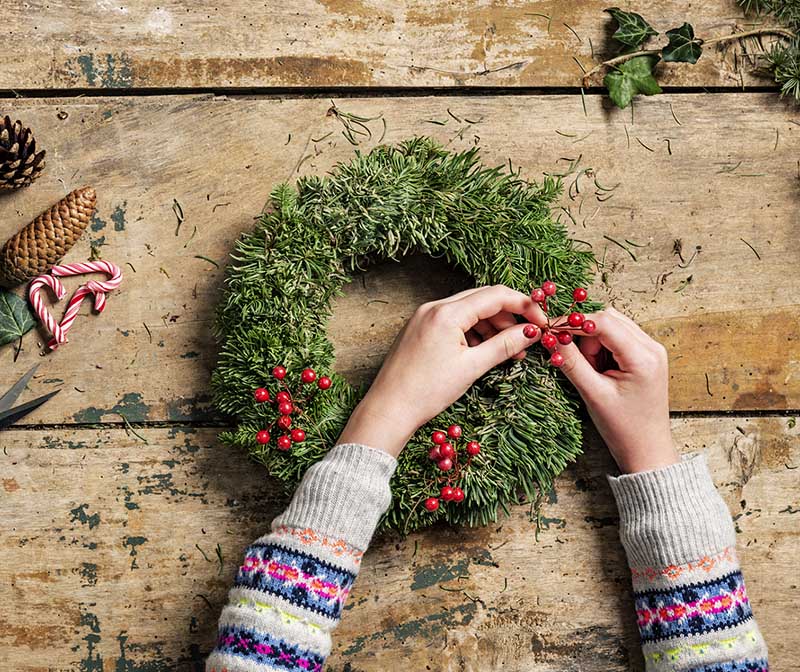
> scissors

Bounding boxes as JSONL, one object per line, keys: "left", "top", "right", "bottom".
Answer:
{"left": 0, "top": 365, "right": 61, "bottom": 429}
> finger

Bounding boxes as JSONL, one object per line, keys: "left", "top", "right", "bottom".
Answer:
{"left": 465, "top": 329, "right": 481, "bottom": 347}
{"left": 471, "top": 318, "right": 498, "bottom": 342}
{"left": 471, "top": 322, "right": 541, "bottom": 373}
{"left": 578, "top": 334, "right": 604, "bottom": 371}
{"left": 488, "top": 310, "right": 517, "bottom": 332}
{"left": 448, "top": 285, "right": 538, "bottom": 331}
{"left": 576, "top": 311, "right": 647, "bottom": 370}
{"left": 433, "top": 286, "right": 481, "bottom": 304}
{"left": 556, "top": 341, "right": 610, "bottom": 399}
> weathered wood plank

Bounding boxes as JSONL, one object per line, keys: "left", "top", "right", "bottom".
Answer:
{"left": 2, "top": 0, "right": 778, "bottom": 90}
{"left": 0, "top": 93, "right": 797, "bottom": 423}
{"left": 1, "top": 418, "right": 797, "bottom": 670}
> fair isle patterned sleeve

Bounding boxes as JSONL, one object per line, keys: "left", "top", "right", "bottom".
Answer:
{"left": 206, "top": 443, "right": 397, "bottom": 672}
{"left": 609, "top": 454, "right": 768, "bottom": 672}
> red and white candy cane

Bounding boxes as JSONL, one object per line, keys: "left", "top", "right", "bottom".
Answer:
{"left": 29, "top": 260, "right": 123, "bottom": 350}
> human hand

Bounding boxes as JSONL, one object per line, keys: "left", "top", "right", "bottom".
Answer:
{"left": 555, "top": 307, "right": 679, "bottom": 473}
{"left": 338, "top": 285, "right": 543, "bottom": 457}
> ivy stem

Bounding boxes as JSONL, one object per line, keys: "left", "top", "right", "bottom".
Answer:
{"left": 581, "top": 27, "right": 796, "bottom": 87}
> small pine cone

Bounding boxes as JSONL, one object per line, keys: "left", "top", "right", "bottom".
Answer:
{"left": 0, "top": 186, "right": 96, "bottom": 287}
{"left": 0, "top": 116, "right": 46, "bottom": 189}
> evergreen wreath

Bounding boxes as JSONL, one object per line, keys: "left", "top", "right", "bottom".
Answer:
{"left": 211, "top": 138, "right": 597, "bottom": 533}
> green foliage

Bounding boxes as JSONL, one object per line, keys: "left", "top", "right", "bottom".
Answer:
{"left": 739, "top": 0, "right": 800, "bottom": 101}
{"left": 211, "top": 138, "right": 598, "bottom": 534}
{"left": 599, "top": 5, "right": 797, "bottom": 107}
{"left": 604, "top": 56, "right": 663, "bottom": 108}
{"left": 663, "top": 23, "right": 703, "bottom": 63}
{"left": 0, "top": 290, "right": 35, "bottom": 347}
{"left": 605, "top": 8, "right": 658, "bottom": 48}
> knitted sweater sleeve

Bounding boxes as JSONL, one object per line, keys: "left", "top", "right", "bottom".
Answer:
{"left": 608, "top": 453, "right": 768, "bottom": 672}
{"left": 206, "top": 443, "right": 397, "bottom": 672}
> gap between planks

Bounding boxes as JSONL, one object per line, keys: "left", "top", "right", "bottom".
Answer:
{"left": 0, "top": 84, "right": 787, "bottom": 101}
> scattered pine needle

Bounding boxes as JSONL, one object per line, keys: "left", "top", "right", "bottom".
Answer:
{"left": 674, "top": 275, "right": 693, "bottom": 292}
{"left": 195, "top": 544, "right": 212, "bottom": 562}
{"left": 562, "top": 22, "right": 583, "bottom": 43}
{"left": 118, "top": 413, "right": 148, "bottom": 444}
{"left": 740, "top": 238, "right": 761, "bottom": 260}
{"left": 572, "top": 56, "right": 587, "bottom": 74}
{"left": 526, "top": 12, "right": 552, "bottom": 33}
{"left": 580, "top": 88, "right": 587, "bottom": 117}
{"left": 195, "top": 255, "right": 219, "bottom": 268}
{"left": 556, "top": 130, "right": 578, "bottom": 138}
{"left": 636, "top": 137, "right": 655, "bottom": 152}
{"left": 663, "top": 138, "right": 672, "bottom": 155}
{"left": 172, "top": 199, "right": 184, "bottom": 236}
{"left": 603, "top": 234, "right": 638, "bottom": 261}
{"left": 215, "top": 543, "right": 224, "bottom": 576}
{"left": 669, "top": 102, "right": 682, "bottom": 126}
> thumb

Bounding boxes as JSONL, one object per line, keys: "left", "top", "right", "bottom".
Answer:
{"left": 556, "top": 341, "right": 605, "bottom": 399}
{"left": 471, "top": 323, "right": 540, "bottom": 373}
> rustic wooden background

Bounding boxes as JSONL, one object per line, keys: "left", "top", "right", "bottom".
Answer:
{"left": 1, "top": 1, "right": 798, "bottom": 671}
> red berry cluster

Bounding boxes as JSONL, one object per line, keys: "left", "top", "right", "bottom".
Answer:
{"left": 253, "top": 365, "right": 332, "bottom": 451}
{"left": 522, "top": 281, "right": 596, "bottom": 368}
{"left": 422, "top": 424, "right": 481, "bottom": 512}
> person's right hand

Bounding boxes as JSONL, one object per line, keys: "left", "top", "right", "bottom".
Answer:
{"left": 555, "top": 307, "right": 680, "bottom": 474}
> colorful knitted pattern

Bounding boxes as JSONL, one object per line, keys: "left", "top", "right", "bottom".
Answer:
{"left": 609, "top": 455, "right": 768, "bottom": 672}
{"left": 206, "top": 443, "right": 397, "bottom": 672}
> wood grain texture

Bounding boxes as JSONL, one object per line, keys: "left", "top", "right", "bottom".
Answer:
{"left": 0, "top": 93, "right": 797, "bottom": 424}
{"left": 1, "top": 417, "right": 797, "bottom": 670}
{"left": 2, "top": 0, "right": 782, "bottom": 90}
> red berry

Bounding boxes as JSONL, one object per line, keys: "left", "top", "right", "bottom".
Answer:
{"left": 276, "top": 391, "right": 291, "bottom": 403}
{"left": 541, "top": 332, "right": 557, "bottom": 349}
{"left": 466, "top": 441, "right": 481, "bottom": 456}
{"left": 573, "top": 287, "right": 588, "bottom": 302}
{"left": 291, "top": 428, "right": 306, "bottom": 443}
{"left": 447, "top": 424, "right": 462, "bottom": 439}
{"left": 568, "top": 312, "right": 585, "bottom": 328}
{"left": 277, "top": 415, "right": 292, "bottom": 429}
{"left": 278, "top": 401, "right": 294, "bottom": 415}
{"left": 441, "top": 486, "right": 455, "bottom": 501}
{"left": 431, "top": 430, "right": 447, "bottom": 445}
{"left": 452, "top": 487, "right": 465, "bottom": 503}
{"left": 272, "top": 365, "right": 287, "bottom": 380}
{"left": 582, "top": 319, "right": 596, "bottom": 334}
{"left": 428, "top": 446, "right": 442, "bottom": 461}
{"left": 557, "top": 331, "right": 573, "bottom": 345}
{"left": 317, "top": 376, "right": 332, "bottom": 390}
{"left": 531, "top": 288, "right": 545, "bottom": 303}
{"left": 439, "top": 442, "right": 455, "bottom": 459}
{"left": 277, "top": 435, "right": 292, "bottom": 450}
{"left": 301, "top": 368, "right": 317, "bottom": 383}
{"left": 437, "top": 458, "right": 453, "bottom": 471}
{"left": 424, "top": 497, "right": 440, "bottom": 512}
{"left": 542, "top": 280, "right": 556, "bottom": 296}
{"left": 256, "top": 430, "right": 270, "bottom": 445}
{"left": 254, "top": 387, "right": 270, "bottom": 403}
{"left": 550, "top": 352, "right": 565, "bottom": 367}
{"left": 523, "top": 324, "right": 539, "bottom": 339}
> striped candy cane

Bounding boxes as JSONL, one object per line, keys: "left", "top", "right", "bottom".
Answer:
{"left": 29, "top": 261, "right": 123, "bottom": 350}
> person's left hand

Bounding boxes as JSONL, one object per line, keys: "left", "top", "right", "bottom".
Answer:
{"left": 338, "top": 285, "right": 543, "bottom": 456}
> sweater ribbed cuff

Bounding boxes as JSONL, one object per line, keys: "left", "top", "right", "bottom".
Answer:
{"left": 272, "top": 443, "right": 397, "bottom": 551}
{"left": 607, "top": 453, "right": 736, "bottom": 568}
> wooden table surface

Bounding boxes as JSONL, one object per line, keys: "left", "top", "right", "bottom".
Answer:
{"left": 1, "top": 2, "right": 798, "bottom": 671}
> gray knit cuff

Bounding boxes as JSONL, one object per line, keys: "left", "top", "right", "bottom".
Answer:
{"left": 608, "top": 453, "right": 736, "bottom": 568}
{"left": 272, "top": 443, "right": 397, "bottom": 551}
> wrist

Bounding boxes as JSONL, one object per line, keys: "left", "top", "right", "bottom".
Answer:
{"left": 615, "top": 438, "right": 680, "bottom": 474}
{"left": 338, "top": 396, "right": 416, "bottom": 458}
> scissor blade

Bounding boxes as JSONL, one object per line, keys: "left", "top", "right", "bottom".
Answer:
{"left": 0, "top": 364, "right": 40, "bottom": 414}
{"left": 0, "top": 389, "right": 60, "bottom": 429}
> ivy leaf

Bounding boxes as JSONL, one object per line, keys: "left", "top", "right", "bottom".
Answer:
{"left": 604, "top": 55, "right": 662, "bottom": 108}
{"left": 605, "top": 7, "right": 658, "bottom": 48}
{"left": 0, "top": 289, "right": 35, "bottom": 347}
{"left": 663, "top": 23, "right": 703, "bottom": 64}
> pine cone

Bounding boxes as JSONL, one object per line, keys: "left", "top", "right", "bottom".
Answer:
{"left": 0, "top": 186, "right": 96, "bottom": 287}
{"left": 0, "top": 116, "right": 46, "bottom": 189}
